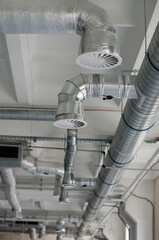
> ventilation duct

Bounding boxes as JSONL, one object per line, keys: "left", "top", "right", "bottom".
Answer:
{"left": 0, "top": 74, "right": 136, "bottom": 125}
{"left": 62, "top": 129, "right": 77, "bottom": 187}
{"left": 22, "top": 159, "right": 64, "bottom": 177}
{"left": 77, "top": 22, "right": 159, "bottom": 238}
{"left": 0, "top": 109, "right": 56, "bottom": 121}
{"left": 56, "top": 219, "right": 66, "bottom": 233}
{"left": 0, "top": 0, "right": 121, "bottom": 70}
{"left": 0, "top": 169, "right": 22, "bottom": 219}
{"left": 54, "top": 74, "right": 137, "bottom": 129}
{"left": 59, "top": 186, "right": 70, "bottom": 204}
{"left": 118, "top": 203, "right": 137, "bottom": 240}
{"left": 38, "top": 224, "right": 46, "bottom": 239}
{"left": 29, "top": 228, "right": 37, "bottom": 240}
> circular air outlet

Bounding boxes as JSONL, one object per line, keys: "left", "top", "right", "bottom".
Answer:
{"left": 76, "top": 51, "right": 122, "bottom": 70}
{"left": 53, "top": 119, "right": 87, "bottom": 129}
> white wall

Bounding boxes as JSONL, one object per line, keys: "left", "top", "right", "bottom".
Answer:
{"left": 103, "top": 213, "right": 125, "bottom": 240}
{"left": 103, "top": 180, "right": 154, "bottom": 240}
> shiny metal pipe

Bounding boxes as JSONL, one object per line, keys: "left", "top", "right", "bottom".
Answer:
{"left": 78, "top": 23, "right": 159, "bottom": 237}
{"left": 62, "top": 129, "right": 77, "bottom": 187}
{"left": 118, "top": 203, "right": 137, "bottom": 240}
{"left": 55, "top": 74, "right": 137, "bottom": 129}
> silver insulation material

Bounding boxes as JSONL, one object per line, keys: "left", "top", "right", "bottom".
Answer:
{"left": 62, "top": 129, "right": 77, "bottom": 187}
{"left": 77, "top": 23, "right": 159, "bottom": 237}
{"left": 0, "top": 109, "right": 56, "bottom": 121}
{"left": 0, "top": 0, "right": 114, "bottom": 34}
{"left": 0, "top": 169, "right": 22, "bottom": 218}
{"left": 0, "top": 0, "right": 121, "bottom": 69}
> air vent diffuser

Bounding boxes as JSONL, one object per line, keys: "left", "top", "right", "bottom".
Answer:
{"left": 54, "top": 119, "right": 87, "bottom": 129}
{"left": 76, "top": 51, "right": 122, "bottom": 70}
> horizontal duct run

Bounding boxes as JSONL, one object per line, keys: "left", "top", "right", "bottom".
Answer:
{"left": 22, "top": 159, "right": 64, "bottom": 177}
{"left": 0, "top": 109, "right": 56, "bottom": 121}
{"left": 54, "top": 74, "right": 137, "bottom": 129}
{"left": 0, "top": 135, "right": 112, "bottom": 144}
{"left": 0, "top": 0, "right": 121, "bottom": 69}
{"left": 74, "top": 23, "right": 159, "bottom": 237}
{"left": 0, "top": 75, "right": 136, "bottom": 122}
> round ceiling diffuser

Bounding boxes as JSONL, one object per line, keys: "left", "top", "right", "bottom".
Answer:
{"left": 76, "top": 51, "right": 122, "bottom": 70}
{"left": 53, "top": 119, "right": 87, "bottom": 129}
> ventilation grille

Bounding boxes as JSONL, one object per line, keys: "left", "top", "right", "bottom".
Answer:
{"left": 76, "top": 51, "right": 122, "bottom": 69}
{"left": 54, "top": 119, "right": 87, "bottom": 129}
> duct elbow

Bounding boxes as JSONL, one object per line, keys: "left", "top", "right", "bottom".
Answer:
{"left": 76, "top": 1, "right": 122, "bottom": 69}
{"left": 0, "top": 0, "right": 121, "bottom": 70}
{"left": 54, "top": 75, "right": 88, "bottom": 129}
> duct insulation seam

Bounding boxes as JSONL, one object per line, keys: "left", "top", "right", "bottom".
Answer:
{"left": 53, "top": 23, "right": 159, "bottom": 238}
{"left": 54, "top": 74, "right": 137, "bottom": 129}
{"left": 0, "top": 0, "right": 121, "bottom": 69}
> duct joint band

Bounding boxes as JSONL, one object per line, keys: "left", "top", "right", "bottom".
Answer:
{"left": 66, "top": 80, "right": 85, "bottom": 99}
{"left": 83, "top": 216, "right": 92, "bottom": 223}
{"left": 88, "top": 204, "right": 100, "bottom": 211}
{"left": 122, "top": 114, "right": 155, "bottom": 132}
{"left": 108, "top": 151, "right": 134, "bottom": 165}
{"left": 93, "top": 191, "right": 106, "bottom": 199}
{"left": 146, "top": 53, "right": 159, "bottom": 72}
{"left": 86, "top": 208, "right": 97, "bottom": 215}
{"left": 99, "top": 173, "right": 120, "bottom": 185}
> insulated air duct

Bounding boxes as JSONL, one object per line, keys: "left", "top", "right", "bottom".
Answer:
{"left": 0, "top": 0, "right": 121, "bottom": 70}
{"left": 22, "top": 159, "right": 64, "bottom": 176}
{"left": 29, "top": 228, "right": 37, "bottom": 240}
{"left": 38, "top": 224, "right": 46, "bottom": 239}
{"left": 0, "top": 169, "right": 22, "bottom": 218}
{"left": 0, "top": 109, "right": 56, "bottom": 121}
{"left": 77, "top": 22, "right": 159, "bottom": 237}
{"left": 54, "top": 74, "right": 137, "bottom": 129}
